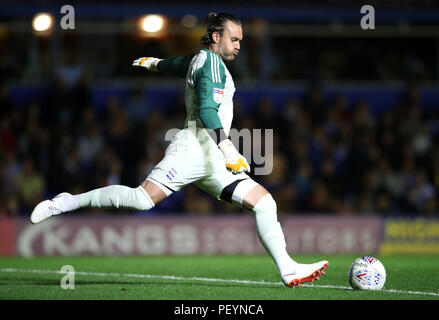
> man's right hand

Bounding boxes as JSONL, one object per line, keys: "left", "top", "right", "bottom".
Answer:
{"left": 132, "top": 57, "right": 162, "bottom": 72}
{"left": 218, "top": 139, "right": 250, "bottom": 174}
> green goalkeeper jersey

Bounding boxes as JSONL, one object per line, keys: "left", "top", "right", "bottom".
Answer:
{"left": 158, "top": 48, "right": 235, "bottom": 137}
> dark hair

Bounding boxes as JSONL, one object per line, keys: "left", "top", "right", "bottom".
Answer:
{"left": 200, "top": 12, "right": 241, "bottom": 45}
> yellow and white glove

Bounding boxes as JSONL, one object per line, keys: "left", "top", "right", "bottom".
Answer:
{"left": 132, "top": 57, "right": 162, "bottom": 72}
{"left": 218, "top": 139, "right": 250, "bottom": 174}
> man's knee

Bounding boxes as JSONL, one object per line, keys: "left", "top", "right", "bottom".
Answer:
{"left": 242, "top": 184, "right": 272, "bottom": 211}
{"left": 140, "top": 180, "right": 169, "bottom": 204}
{"left": 131, "top": 186, "right": 155, "bottom": 211}
{"left": 252, "top": 193, "right": 277, "bottom": 214}
{"left": 220, "top": 178, "right": 273, "bottom": 211}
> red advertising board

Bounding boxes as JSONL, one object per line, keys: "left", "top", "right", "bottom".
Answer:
{"left": 282, "top": 215, "right": 382, "bottom": 254}
{"left": 15, "top": 214, "right": 382, "bottom": 256}
{"left": 0, "top": 218, "right": 15, "bottom": 256}
{"left": 16, "top": 215, "right": 264, "bottom": 256}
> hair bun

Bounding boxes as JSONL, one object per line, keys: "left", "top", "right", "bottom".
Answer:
{"left": 206, "top": 12, "right": 217, "bottom": 22}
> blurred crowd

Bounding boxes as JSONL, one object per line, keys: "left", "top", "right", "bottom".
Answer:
{"left": 0, "top": 76, "right": 438, "bottom": 217}
{"left": 250, "top": 85, "right": 438, "bottom": 216}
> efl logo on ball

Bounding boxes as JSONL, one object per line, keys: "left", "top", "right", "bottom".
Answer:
{"left": 348, "top": 256, "right": 386, "bottom": 290}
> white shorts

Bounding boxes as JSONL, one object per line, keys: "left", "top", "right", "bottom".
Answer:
{"left": 146, "top": 127, "right": 256, "bottom": 202}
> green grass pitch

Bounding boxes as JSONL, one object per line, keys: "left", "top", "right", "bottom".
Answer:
{"left": 0, "top": 255, "right": 438, "bottom": 300}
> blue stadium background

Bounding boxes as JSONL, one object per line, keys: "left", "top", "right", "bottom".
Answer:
{"left": 1, "top": 0, "right": 438, "bottom": 217}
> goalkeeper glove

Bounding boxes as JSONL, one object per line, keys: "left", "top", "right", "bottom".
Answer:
{"left": 132, "top": 57, "right": 162, "bottom": 72}
{"left": 218, "top": 138, "right": 250, "bottom": 174}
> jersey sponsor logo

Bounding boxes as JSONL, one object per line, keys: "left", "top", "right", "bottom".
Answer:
{"left": 166, "top": 168, "right": 177, "bottom": 181}
{"left": 213, "top": 88, "right": 224, "bottom": 103}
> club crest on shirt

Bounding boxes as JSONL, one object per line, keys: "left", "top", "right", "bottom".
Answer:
{"left": 213, "top": 88, "right": 224, "bottom": 103}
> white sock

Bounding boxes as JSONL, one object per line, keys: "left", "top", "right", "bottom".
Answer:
{"left": 54, "top": 185, "right": 155, "bottom": 212}
{"left": 253, "top": 194, "right": 297, "bottom": 276}
{"left": 53, "top": 194, "right": 80, "bottom": 212}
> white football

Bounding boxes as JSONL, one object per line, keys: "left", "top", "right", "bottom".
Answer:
{"left": 348, "top": 256, "right": 386, "bottom": 290}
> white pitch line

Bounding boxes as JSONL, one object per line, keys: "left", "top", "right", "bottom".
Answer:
{"left": 0, "top": 268, "right": 438, "bottom": 298}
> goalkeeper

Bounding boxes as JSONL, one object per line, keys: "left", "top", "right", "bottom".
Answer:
{"left": 31, "top": 12, "right": 328, "bottom": 288}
